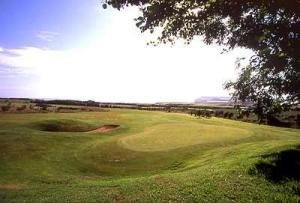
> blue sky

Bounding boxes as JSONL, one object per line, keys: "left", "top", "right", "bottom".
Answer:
{"left": 0, "top": 0, "right": 106, "bottom": 49}
{"left": 0, "top": 0, "right": 252, "bottom": 102}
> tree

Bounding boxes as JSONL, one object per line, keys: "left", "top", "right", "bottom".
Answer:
{"left": 103, "top": 0, "right": 300, "bottom": 119}
{"left": 224, "top": 60, "right": 290, "bottom": 123}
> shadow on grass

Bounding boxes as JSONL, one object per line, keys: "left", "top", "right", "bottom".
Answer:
{"left": 249, "top": 146, "right": 300, "bottom": 183}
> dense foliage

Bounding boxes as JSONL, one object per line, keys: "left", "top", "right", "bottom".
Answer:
{"left": 103, "top": 0, "right": 300, "bottom": 121}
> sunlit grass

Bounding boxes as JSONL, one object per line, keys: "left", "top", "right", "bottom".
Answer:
{"left": 0, "top": 109, "right": 299, "bottom": 202}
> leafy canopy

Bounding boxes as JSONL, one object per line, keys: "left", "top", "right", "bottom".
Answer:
{"left": 103, "top": 0, "right": 300, "bottom": 118}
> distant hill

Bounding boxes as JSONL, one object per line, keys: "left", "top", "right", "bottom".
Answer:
{"left": 195, "top": 96, "right": 231, "bottom": 104}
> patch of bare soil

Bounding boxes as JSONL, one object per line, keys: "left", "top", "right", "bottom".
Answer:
{"left": 93, "top": 125, "right": 120, "bottom": 133}
{"left": 0, "top": 183, "right": 25, "bottom": 190}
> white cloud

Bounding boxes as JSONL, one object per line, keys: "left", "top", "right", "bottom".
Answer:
{"left": 0, "top": 8, "right": 253, "bottom": 102}
{"left": 0, "top": 47, "right": 61, "bottom": 73}
{"left": 0, "top": 43, "right": 253, "bottom": 102}
{"left": 36, "top": 31, "right": 59, "bottom": 42}
{"left": 0, "top": 47, "right": 3, "bottom": 52}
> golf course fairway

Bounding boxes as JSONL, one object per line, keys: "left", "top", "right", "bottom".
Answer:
{"left": 0, "top": 109, "right": 299, "bottom": 202}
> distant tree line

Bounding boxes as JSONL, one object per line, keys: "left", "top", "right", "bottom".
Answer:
{"left": 189, "top": 106, "right": 300, "bottom": 129}
{"left": 1, "top": 98, "right": 300, "bottom": 128}
{"left": 32, "top": 99, "right": 100, "bottom": 107}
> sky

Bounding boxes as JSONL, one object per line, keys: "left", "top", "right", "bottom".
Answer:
{"left": 0, "top": 0, "right": 253, "bottom": 103}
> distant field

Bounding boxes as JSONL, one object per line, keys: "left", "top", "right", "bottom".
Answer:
{"left": 0, "top": 109, "right": 299, "bottom": 202}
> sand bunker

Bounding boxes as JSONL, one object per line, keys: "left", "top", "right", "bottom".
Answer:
{"left": 92, "top": 124, "right": 120, "bottom": 133}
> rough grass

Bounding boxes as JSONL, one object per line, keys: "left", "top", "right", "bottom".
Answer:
{"left": 0, "top": 109, "right": 299, "bottom": 202}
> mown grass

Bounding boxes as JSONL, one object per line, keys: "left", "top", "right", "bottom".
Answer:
{"left": 0, "top": 109, "right": 299, "bottom": 202}
{"left": 119, "top": 123, "right": 252, "bottom": 151}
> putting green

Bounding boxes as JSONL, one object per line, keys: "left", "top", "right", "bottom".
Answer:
{"left": 119, "top": 123, "right": 253, "bottom": 151}
{"left": 1, "top": 109, "right": 300, "bottom": 202}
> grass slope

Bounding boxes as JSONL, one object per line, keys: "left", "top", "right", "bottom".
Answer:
{"left": 0, "top": 109, "right": 299, "bottom": 202}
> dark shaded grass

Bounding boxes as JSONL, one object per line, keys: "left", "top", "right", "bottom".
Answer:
{"left": 249, "top": 145, "right": 300, "bottom": 198}
{"left": 33, "top": 119, "right": 98, "bottom": 132}
{"left": 249, "top": 145, "right": 300, "bottom": 183}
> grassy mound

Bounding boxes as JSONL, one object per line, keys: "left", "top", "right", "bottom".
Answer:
{"left": 0, "top": 110, "right": 299, "bottom": 202}
{"left": 119, "top": 123, "right": 252, "bottom": 151}
{"left": 34, "top": 119, "right": 97, "bottom": 132}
